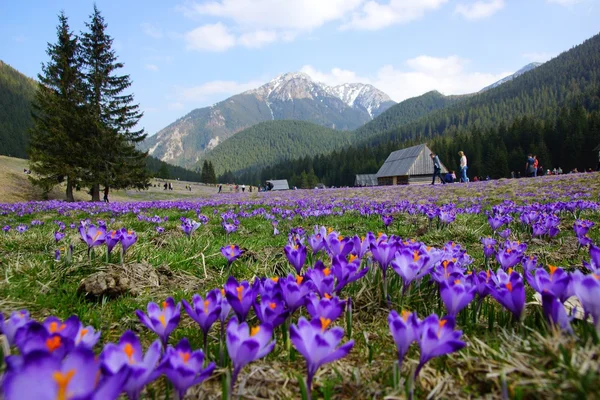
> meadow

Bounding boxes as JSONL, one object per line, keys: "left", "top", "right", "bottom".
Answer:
{"left": 1, "top": 173, "right": 600, "bottom": 399}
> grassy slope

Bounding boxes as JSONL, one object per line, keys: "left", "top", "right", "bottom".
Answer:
{"left": 0, "top": 174, "right": 599, "bottom": 399}
{"left": 0, "top": 156, "right": 216, "bottom": 203}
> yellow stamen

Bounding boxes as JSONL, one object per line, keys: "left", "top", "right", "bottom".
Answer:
{"left": 508, "top": 268, "right": 513, "bottom": 275}
{"left": 158, "top": 314, "right": 166, "bottom": 327}
{"left": 349, "top": 254, "right": 358, "bottom": 263}
{"left": 296, "top": 275, "right": 303, "bottom": 285}
{"left": 323, "top": 293, "right": 332, "bottom": 300}
{"left": 413, "top": 251, "right": 420, "bottom": 262}
{"left": 250, "top": 326, "right": 260, "bottom": 337}
{"left": 323, "top": 268, "right": 331, "bottom": 277}
{"left": 271, "top": 277, "right": 279, "bottom": 283}
{"left": 53, "top": 369, "right": 76, "bottom": 400}
{"left": 221, "top": 288, "right": 226, "bottom": 296}
{"left": 320, "top": 317, "right": 331, "bottom": 332}
{"left": 236, "top": 285, "right": 244, "bottom": 301}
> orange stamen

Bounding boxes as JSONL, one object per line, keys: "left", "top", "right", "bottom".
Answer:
{"left": 271, "top": 277, "right": 279, "bottom": 283}
{"left": 413, "top": 251, "right": 420, "bottom": 262}
{"left": 179, "top": 351, "right": 191, "bottom": 363}
{"left": 349, "top": 254, "right": 358, "bottom": 263}
{"left": 323, "top": 268, "right": 331, "bottom": 277}
{"left": 236, "top": 285, "right": 244, "bottom": 301}
{"left": 250, "top": 326, "right": 260, "bottom": 337}
{"left": 323, "top": 293, "right": 332, "bottom": 300}
{"left": 506, "top": 282, "right": 513, "bottom": 292}
{"left": 53, "top": 369, "right": 76, "bottom": 400}
{"left": 320, "top": 317, "right": 331, "bottom": 331}
{"left": 269, "top": 302, "right": 277, "bottom": 309}
{"left": 454, "top": 279, "right": 461, "bottom": 285}
{"left": 158, "top": 314, "right": 166, "bottom": 327}
{"left": 296, "top": 275, "right": 303, "bottom": 285}
{"left": 124, "top": 343, "right": 135, "bottom": 363}
{"left": 548, "top": 265, "right": 557, "bottom": 277}
{"left": 46, "top": 336, "right": 62, "bottom": 352}
{"left": 401, "top": 310, "right": 410, "bottom": 322}
{"left": 204, "top": 300, "right": 210, "bottom": 314}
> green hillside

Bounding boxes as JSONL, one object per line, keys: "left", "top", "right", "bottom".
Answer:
{"left": 205, "top": 120, "right": 351, "bottom": 176}
{"left": 257, "top": 31, "right": 600, "bottom": 187}
{"left": 0, "top": 61, "right": 37, "bottom": 158}
{"left": 353, "top": 91, "right": 467, "bottom": 141}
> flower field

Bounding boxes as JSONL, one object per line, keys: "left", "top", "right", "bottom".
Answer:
{"left": 1, "top": 174, "right": 600, "bottom": 399}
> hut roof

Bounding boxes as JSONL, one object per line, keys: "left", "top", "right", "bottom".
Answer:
{"left": 376, "top": 144, "right": 448, "bottom": 178}
{"left": 355, "top": 174, "right": 378, "bottom": 186}
{"left": 266, "top": 180, "right": 289, "bottom": 191}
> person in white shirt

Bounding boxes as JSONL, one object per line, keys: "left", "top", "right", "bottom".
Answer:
{"left": 458, "top": 151, "right": 469, "bottom": 182}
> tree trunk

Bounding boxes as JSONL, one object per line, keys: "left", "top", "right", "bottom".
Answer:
{"left": 66, "top": 177, "right": 75, "bottom": 202}
{"left": 91, "top": 184, "right": 100, "bottom": 202}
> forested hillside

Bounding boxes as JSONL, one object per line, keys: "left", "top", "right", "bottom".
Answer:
{"left": 145, "top": 156, "right": 202, "bottom": 182}
{"left": 0, "top": 61, "right": 37, "bottom": 158}
{"left": 206, "top": 120, "right": 351, "bottom": 176}
{"left": 252, "top": 32, "right": 600, "bottom": 187}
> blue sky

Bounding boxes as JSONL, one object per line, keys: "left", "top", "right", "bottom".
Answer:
{"left": 1, "top": 0, "right": 599, "bottom": 136}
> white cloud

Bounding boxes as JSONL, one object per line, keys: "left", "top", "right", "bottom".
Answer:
{"left": 145, "top": 64, "right": 160, "bottom": 72}
{"left": 454, "top": 0, "right": 505, "bottom": 20}
{"left": 302, "top": 56, "right": 510, "bottom": 102}
{"left": 185, "top": 22, "right": 237, "bottom": 51}
{"left": 342, "top": 0, "right": 449, "bottom": 31}
{"left": 173, "top": 79, "right": 264, "bottom": 103}
{"left": 141, "top": 23, "right": 163, "bottom": 38}
{"left": 179, "top": 0, "right": 363, "bottom": 30}
{"left": 238, "top": 30, "right": 278, "bottom": 48}
{"left": 522, "top": 52, "right": 554, "bottom": 63}
{"left": 179, "top": 0, "right": 447, "bottom": 51}
{"left": 546, "top": 0, "right": 583, "bottom": 5}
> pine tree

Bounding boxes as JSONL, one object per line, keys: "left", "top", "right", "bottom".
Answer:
{"left": 80, "top": 5, "right": 149, "bottom": 200}
{"left": 28, "top": 12, "right": 86, "bottom": 202}
{"left": 157, "top": 163, "right": 170, "bottom": 179}
{"left": 207, "top": 161, "right": 217, "bottom": 184}
{"left": 201, "top": 160, "right": 209, "bottom": 183}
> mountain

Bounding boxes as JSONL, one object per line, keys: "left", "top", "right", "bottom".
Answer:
{"left": 140, "top": 72, "right": 395, "bottom": 167}
{"left": 205, "top": 120, "right": 350, "bottom": 176}
{"left": 480, "top": 62, "right": 543, "bottom": 92}
{"left": 257, "top": 32, "right": 600, "bottom": 187}
{"left": 0, "top": 61, "right": 38, "bottom": 158}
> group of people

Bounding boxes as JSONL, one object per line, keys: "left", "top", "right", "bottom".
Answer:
{"left": 218, "top": 184, "right": 250, "bottom": 193}
{"left": 430, "top": 151, "right": 470, "bottom": 185}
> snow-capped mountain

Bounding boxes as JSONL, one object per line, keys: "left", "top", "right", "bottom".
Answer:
{"left": 480, "top": 62, "right": 543, "bottom": 92}
{"left": 140, "top": 72, "right": 395, "bottom": 167}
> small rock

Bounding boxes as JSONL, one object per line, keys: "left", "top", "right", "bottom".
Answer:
{"left": 78, "top": 271, "right": 134, "bottom": 298}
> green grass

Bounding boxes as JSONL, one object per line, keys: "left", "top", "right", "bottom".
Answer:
{"left": 1, "top": 174, "right": 600, "bottom": 399}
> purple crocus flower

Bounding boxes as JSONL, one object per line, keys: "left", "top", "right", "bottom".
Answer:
{"left": 439, "top": 276, "right": 477, "bottom": 317}
{"left": 415, "top": 315, "right": 466, "bottom": 378}
{"left": 2, "top": 225, "right": 10, "bottom": 232}
{"left": 352, "top": 233, "right": 374, "bottom": 259}
{"left": 305, "top": 292, "right": 346, "bottom": 322}
{"left": 521, "top": 255, "right": 540, "bottom": 273}
{"left": 489, "top": 269, "right": 526, "bottom": 320}
{"left": 571, "top": 271, "right": 600, "bottom": 334}
{"left": 79, "top": 224, "right": 106, "bottom": 250}
{"left": 487, "top": 215, "right": 505, "bottom": 231}
{"left": 105, "top": 229, "right": 122, "bottom": 255}
{"left": 16, "top": 224, "right": 28, "bottom": 234}
{"left": 0, "top": 310, "right": 30, "bottom": 346}
{"left": 182, "top": 289, "right": 222, "bottom": 349}
{"left": 221, "top": 244, "right": 243, "bottom": 266}
{"left": 223, "top": 277, "right": 258, "bottom": 322}
{"left": 583, "top": 244, "right": 600, "bottom": 273}
{"left": 2, "top": 347, "right": 126, "bottom": 400}
{"left": 331, "top": 254, "right": 368, "bottom": 294}
{"left": 158, "top": 338, "right": 216, "bottom": 399}
{"left": 525, "top": 265, "right": 572, "bottom": 303}
{"left": 388, "top": 310, "right": 420, "bottom": 370}
{"left": 253, "top": 294, "right": 288, "bottom": 329}
{"left": 324, "top": 233, "right": 354, "bottom": 258}
{"left": 305, "top": 262, "right": 335, "bottom": 297}
{"left": 226, "top": 317, "right": 275, "bottom": 393}
{"left": 42, "top": 315, "right": 81, "bottom": 341}
{"left": 308, "top": 231, "right": 325, "bottom": 255}
{"left": 574, "top": 220, "right": 594, "bottom": 238}
{"left": 390, "top": 248, "right": 430, "bottom": 294}
{"left": 495, "top": 247, "right": 521, "bottom": 270}
{"left": 481, "top": 237, "right": 496, "bottom": 259}
{"left": 13, "top": 322, "right": 74, "bottom": 359}
{"left": 222, "top": 222, "right": 237, "bottom": 235}
{"left": 74, "top": 323, "right": 101, "bottom": 349}
{"left": 136, "top": 297, "right": 181, "bottom": 347}
{"left": 290, "top": 317, "right": 354, "bottom": 400}
{"left": 280, "top": 274, "right": 314, "bottom": 314}
{"left": 284, "top": 243, "right": 308, "bottom": 274}
{"left": 541, "top": 292, "right": 574, "bottom": 334}
{"left": 181, "top": 218, "right": 201, "bottom": 237}
{"left": 473, "top": 270, "right": 492, "bottom": 300}
{"left": 54, "top": 231, "right": 65, "bottom": 243}
{"left": 370, "top": 239, "right": 397, "bottom": 283}
{"left": 382, "top": 215, "right": 394, "bottom": 228}
{"left": 100, "top": 330, "right": 162, "bottom": 400}
{"left": 498, "top": 228, "right": 511, "bottom": 239}
{"left": 119, "top": 228, "right": 137, "bottom": 254}
{"left": 156, "top": 226, "right": 165, "bottom": 234}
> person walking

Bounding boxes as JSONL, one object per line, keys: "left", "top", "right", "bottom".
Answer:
{"left": 242, "top": 184, "right": 246, "bottom": 193}
{"left": 430, "top": 153, "right": 446, "bottom": 185}
{"left": 458, "top": 151, "right": 469, "bottom": 182}
{"left": 103, "top": 186, "right": 110, "bottom": 203}
{"left": 533, "top": 155, "right": 539, "bottom": 177}
{"left": 525, "top": 154, "right": 536, "bottom": 177}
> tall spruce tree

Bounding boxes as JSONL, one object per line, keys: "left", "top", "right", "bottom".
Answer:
{"left": 80, "top": 5, "right": 149, "bottom": 201}
{"left": 28, "top": 12, "right": 86, "bottom": 202}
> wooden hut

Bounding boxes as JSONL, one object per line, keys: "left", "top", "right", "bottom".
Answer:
{"left": 354, "top": 174, "right": 378, "bottom": 187}
{"left": 266, "top": 179, "right": 289, "bottom": 191}
{"left": 376, "top": 144, "right": 448, "bottom": 185}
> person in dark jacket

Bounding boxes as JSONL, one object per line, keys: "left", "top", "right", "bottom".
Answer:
{"left": 430, "top": 153, "right": 446, "bottom": 185}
